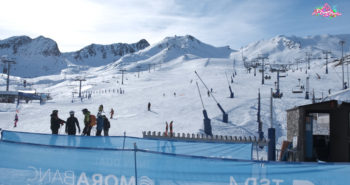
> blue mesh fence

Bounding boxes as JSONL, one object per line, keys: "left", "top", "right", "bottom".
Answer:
{"left": 1, "top": 139, "right": 350, "bottom": 185}
{"left": 1, "top": 130, "right": 253, "bottom": 160}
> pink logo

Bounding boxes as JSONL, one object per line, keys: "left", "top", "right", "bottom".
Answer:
{"left": 312, "top": 3, "right": 342, "bottom": 18}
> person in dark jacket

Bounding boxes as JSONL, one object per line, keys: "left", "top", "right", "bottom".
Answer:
{"left": 65, "top": 111, "right": 81, "bottom": 135}
{"left": 96, "top": 113, "right": 104, "bottom": 136}
{"left": 50, "top": 110, "right": 66, "bottom": 134}
{"left": 103, "top": 115, "right": 110, "bottom": 136}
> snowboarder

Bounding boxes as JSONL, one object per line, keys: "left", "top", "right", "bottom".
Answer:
{"left": 14, "top": 114, "right": 18, "bottom": 127}
{"left": 110, "top": 108, "right": 114, "bottom": 119}
{"left": 103, "top": 115, "right": 110, "bottom": 136}
{"left": 96, "top": 113, "right": 104, "bottom": 136}
{"left": 65, "top": 111, "right": 80, "bottom": 135}
{"left": 82, "top": 108, "right": 92, "bottom": 136}
{"left": 169, "top": 121, "right": 173, "bottom": 137}
{"left": 50, "top": 110, "right": 66, "bottom": 135}
{"left": 148, "top": 102, "right": 151, "bottom": 111}
{"left": 98, "top": 104, "right": 104, "bottom": 113}
{"left": 164, "top": 121, "right": 168, "bottom": 136}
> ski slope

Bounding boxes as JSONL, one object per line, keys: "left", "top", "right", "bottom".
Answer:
{"left": 0, "top": 49, "right": 346, "bottom": 150}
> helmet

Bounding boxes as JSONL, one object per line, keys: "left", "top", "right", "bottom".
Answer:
{"left": 82, "top": 108, "right": 88, "bottom": 113}
{"left": 52, "top": 110, "right": 58, "bottom": 114}
{"left": 69, "top": 111, "right": 74, "bottom": 115}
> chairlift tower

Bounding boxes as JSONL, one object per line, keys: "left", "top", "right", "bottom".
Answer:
{"left": 119, "top": 69, "right": 126, "bottom": 85}
{"left": 136, "top": 66, "right": 142, "bottom": 78}
{"left": 257, "top": 54, "right": 268, "bottom": 85}
{"left": 74, "top": 77, "right": 86, "bottom": 98}
{"left": 305, "top": 76, "right": 310, "bottom": 99}
{"left": 1, "top": 58, "right": 16, "bottom": 91}
{"left": 340, "top": 40, "right": 346, "bottom": 89}
{"left": 323, "top": 50, "right": 332, "bottom": 74}
{"left": 305, "top": 52, "right": 312, "bottom": 70}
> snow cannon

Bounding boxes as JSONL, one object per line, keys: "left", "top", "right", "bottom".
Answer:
{"left": 203, "top": 109, "right": 212, "bottom": 136}
{"left": 195, "top": 71, "right": 229, "bottom": 123}
{"left": 196, "top": 82, "right": 212, "bottom": 136}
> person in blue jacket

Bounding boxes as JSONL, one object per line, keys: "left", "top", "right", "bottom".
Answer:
{"left": 96, "top": 113, "right": 104, "bottom": 136}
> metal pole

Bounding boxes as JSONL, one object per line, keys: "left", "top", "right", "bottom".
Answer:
{"left": 340, "top": 41, "right": 345, "bottom": 89}
{"left": 133, "top": 143, "right": 138, "bottom": 185}
{"left": 270, "top": 88, "right": 273, "bottom": 128}
{"left": 79, "top": 81, "right": 82, "bottom": 98}
{"left": 262, "top": 58, "right": 265, "bottom": 85}
{"left": 6, "top": 62, "right": 10, "bottom": 91}
{"left": 196, "top": 82, "right": 205, "bottom": 109}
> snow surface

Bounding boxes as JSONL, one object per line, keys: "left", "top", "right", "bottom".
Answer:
{"left": 0, "top": 34, "right": 349, "bottom": 150}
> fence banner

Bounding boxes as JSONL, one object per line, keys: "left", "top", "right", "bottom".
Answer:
{"left": 1, "top": 130, "right": 252, "bottom": 160}
{"left": 0, "top": 140, "right": 350, "bottom": 185}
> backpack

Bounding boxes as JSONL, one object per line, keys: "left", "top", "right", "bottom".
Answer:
{"left": 90, "top": 115, "right": 97, "bottom": 127}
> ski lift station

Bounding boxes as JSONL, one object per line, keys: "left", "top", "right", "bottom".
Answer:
{"left": 287, "top": 100, "right": 350, "bottom": 162}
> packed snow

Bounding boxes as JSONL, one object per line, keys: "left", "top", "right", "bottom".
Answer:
{"left": 0, "top": 34, "right": 349, "bottom": 150}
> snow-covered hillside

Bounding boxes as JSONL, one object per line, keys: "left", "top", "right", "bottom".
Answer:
{"left": 232, "top": 34, "right": 350, "bottom": 65}
{"left": 0, "top": 36, "right": 149, "bottom": 77}
{"left": 108, "top": 35, "right": 233, "bottom": 72}
{"left": 0, "top": 34, "right": 349, "bottom": 150}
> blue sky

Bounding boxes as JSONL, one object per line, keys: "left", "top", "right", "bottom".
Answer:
{"left": 0, "top": 0, "right": 349, "bottom": 52}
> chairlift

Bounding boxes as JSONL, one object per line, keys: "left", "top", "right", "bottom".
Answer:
{"left": 292, "top": 87, "right": 304, "bottom": 94}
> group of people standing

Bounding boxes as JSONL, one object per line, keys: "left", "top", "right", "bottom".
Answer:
{"left": 50, "top": 105, "right": 111, "bottom": 136}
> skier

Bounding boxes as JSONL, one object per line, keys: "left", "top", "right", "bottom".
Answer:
{"left": 207, "top": 90, "right": 210, "bottom": 97}
{"left": 14, "top": 114, "right": 18, "bottom": 127}
{"left": 65, "top": 111, "right": 81, "bottom": 135}
{"left": 110, "top": 108, "right": 114, "bottom": 119}
{"left": 148, "top": 102, "right": 151, "bottom": 111}
{"left": 103, "top": 115, "right": 110, "bottom": 136}
{"left": 50, "top": 110, "right": 66, "bottom": 134}
{"left": 82, "top": 108, "right": 92, "bottom": 136}
{"left": 169, "top": 121, "right": 174, "bottom": 137}
{"left": 96, "top": 113, "right": 104, "bottom": 136}
{"left": 98, "top": 104, "right": 104, "bottom": 113}
{"left": 164, "top": 121, "right": 168, "bottom": 136}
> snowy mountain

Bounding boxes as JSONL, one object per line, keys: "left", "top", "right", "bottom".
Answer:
{"left": 0, "top": 36, "right": 149, "bottom": 77}
{"left": 63, "top": 39, "right": 149, "bottom": 67}
{"left": 233, "top": 34, "right": 350, "bottom": 65}
{"left": 0, "top": 36, "right": 65, "bottom": 77}
{"left": 108, "top": 35, "right": 234, "bottom": 72}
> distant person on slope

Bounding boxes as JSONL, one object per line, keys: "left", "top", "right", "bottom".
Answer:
{"left": 96, "top": 113, "right": 104, "bottom": 136}
{"left": 65, "top": 111, "right": 81, "bottom": 135}
{"left": 169, "top": 121, "right": 174, "bottom": 137}
{"left": 164, "top": 121, "right": 168, "bottom": 136}
{"left": 82, "top": 108, "right": 92, "bottom": 136}
{"left": 14, "top": 114, "right": 18, "bottom": 127}
{"left": 103, "top": 115, "right": 110, "bottom": 136}
{"left": 148, "top": 102, "right": 151, "bottom": 111}
{"left": 50, "top": 110, "right": 66, "bottom": 134}
{"left": 110, "top": 108, "right": 114, "bottom": 119}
